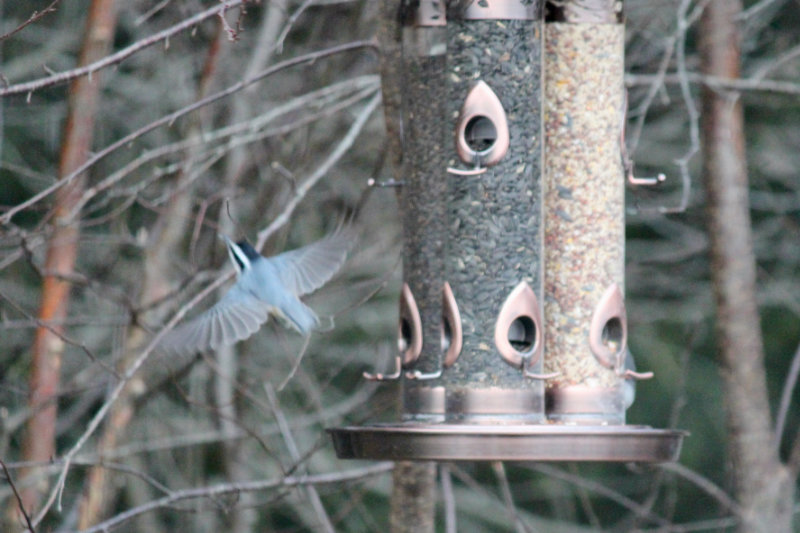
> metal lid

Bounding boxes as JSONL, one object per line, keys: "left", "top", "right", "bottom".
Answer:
{"left": 328, "top": 423, "right": 685, "bottom": 462}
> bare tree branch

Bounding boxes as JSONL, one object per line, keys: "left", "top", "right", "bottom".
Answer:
{"left": 440, "top": 465, "right": 457, "bottom": 533}
{"left": 0, "top": 40, "right": 376, "bottom": 226}
{"left": 0, "top": 459, "right": 35, "bottom": 533}
{"left": 775, "top": 340, "right": 800, "bottom": 453}
{"left": 264, "top": 383, "right": 335, "bottom": 532}
{"left": 700, "top": 2, "right": 794, "bottom": 531}
{"left": 492, "top": 462, "right": 530, "bottom": 533}
{"left": 255, "top": 92, "right": 381, "bottom": 248}
{"left": 659, "top": 462, "right": 739, "bottom": 516}
{"left": 0, "top": 0, "right": 60, "bottom": 44}
{"left": 0, "top": 0, "right": 247, "bottom": 97}
{"left": 31, "top": 270, "right": 233, "bottom": 526}
{"left": 81, "top": 462, "right": 394, "bottom": 533}
{"left": 626, "top": 72, "right": 800, "bottom": 96}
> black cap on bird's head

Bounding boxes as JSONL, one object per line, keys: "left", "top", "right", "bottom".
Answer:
{"left": 221, "top": 235, "right": 261, "bottom": 274}
{"left": 235, "top": 239, "right": 261, "bottom": 260}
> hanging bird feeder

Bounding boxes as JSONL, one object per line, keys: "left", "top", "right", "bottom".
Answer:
{"left": 329, "top": 0, "right": 685, "bottom": 462}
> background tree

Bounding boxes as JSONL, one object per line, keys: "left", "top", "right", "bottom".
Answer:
{"left": 0, "top": 1, "right": 799, "bottom": 531}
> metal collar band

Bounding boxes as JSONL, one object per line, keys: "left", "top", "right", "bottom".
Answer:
{"left": 454, "top": 0, "right": 542, "bottom": 20}
{"left": 546, "top": 385, "right": 626, "bottom": 424}
{"left": 404, "top": 386, "right": 544, "bottom": 418}
{"left": 544, "top": 0, "right": 623, "bottom": 23}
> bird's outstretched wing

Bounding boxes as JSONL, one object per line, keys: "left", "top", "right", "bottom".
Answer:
{"left": 159, "top": 283, "right": 272, "bottom": 355}
{"left": 268, "top": 225, "right": 355, "bottom": 297}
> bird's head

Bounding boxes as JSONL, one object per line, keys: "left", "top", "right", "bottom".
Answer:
{"left": 221, "top": 235, "right": 260, "bottom": 275}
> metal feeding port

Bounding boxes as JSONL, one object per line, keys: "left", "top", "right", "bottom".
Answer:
{"left": 328, "top": 0, "right": 685, "bottom": 462}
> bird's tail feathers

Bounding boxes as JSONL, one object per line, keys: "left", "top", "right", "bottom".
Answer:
{"left": 276, "top": 300, "right": 320, "bottom": 337}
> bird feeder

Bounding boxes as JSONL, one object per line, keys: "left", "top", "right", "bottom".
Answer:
{"left": 329, "top": 0, "right": 684, "bottom": 462}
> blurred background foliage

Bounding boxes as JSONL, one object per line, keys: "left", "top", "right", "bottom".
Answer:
{"left": 0, "top": 0, "right": 798, "bottom": 531}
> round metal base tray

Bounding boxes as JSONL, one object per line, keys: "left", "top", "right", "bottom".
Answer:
{"left": 328, "top": 423, "right": 685, "bottom": 462}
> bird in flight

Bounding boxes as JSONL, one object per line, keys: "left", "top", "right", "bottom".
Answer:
{"left": 159, "top": 225, "right": 354, "bottom": 356}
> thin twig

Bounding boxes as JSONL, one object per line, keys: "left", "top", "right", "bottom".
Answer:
{"left": 278, "top": 336, "right": 311, "bottom": 391}
{"left": 0, "top": 0, "right": 247, "bottom": 96}
{"left": 658, "top": 462, "right": 739, "bottom": 516}
{"left": 528, "top": 464, "right": 670, "bottom": 527}
{"left": 626, "top": 72, "right": 800, "bottom": 96}
{"left": 1, "top": 458, "right": 36, "bottom": 532}
{"left": 0, "top": 40, "right": 376, "bottom": 226}
{"left": 440, "top": 464, "right": 457, "bottom": 533}
{"left": 627, "top": 35, "right": 675, "bottom": 155}
{"left": 775, "top": 340, "right": 800, "bottom": 451}
{"left": 264, "top": 383, "right": 335, "bottom": 532}
{"left": 255, "top": 92, "right": 381, "bottom": 248}
{"left": 568, "top": 463, "right": 602, "bottom": 529}
{"left": 31, "top": 269, "right": 234, "bottom": 526}
{"left": 0, "top": 0, "right": 60, "bottom": 44}
{"left": 0, "top": 288, "right": 114, "bottom": 374}
{"left": 737, "top": 0, "right": 786, "bottom": 20}
{"left": 665, "top": 0, "right": 703, "bottom": 215}
{"left": 134, "top": 0, "right": 171, "bottom": 26}
{"left": 81, "top": 463, "right": 394, "bottom": 533}
{"left": 276, "top": 0, "right": 314, "bottom": 53}
{"left": 491, "top": 462, "right": 530, "bottom": 533}
{"left": 70, "top": 77, "right": 379, "bottom": 222}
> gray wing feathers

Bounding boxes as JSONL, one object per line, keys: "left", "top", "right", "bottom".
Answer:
{"left": 159, "top": 285, "right": 271, "bottom": 355}
{"left": 269, "top": 227, "right": 354, "bottom": 297}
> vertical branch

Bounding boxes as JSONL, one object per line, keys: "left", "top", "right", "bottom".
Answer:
{"left": 699, "top": 2, "right": 794, "bottom": 531}
{"left": 76, "top": 19, "right": 226, "bottom": 531}
{"left": 440, "top": 464, "right": 456, "bottom": 533}
{"left": 376, "top": 0, "right": 404, "bottom": 182}
{"left": 16, "top": 0, "right": 118, "bottom": 519}
{"left": 389, "top": 462, "right": 436, "bottom": 533}
{"left": 214, "top": 4, "right": 287, "bottom": 531}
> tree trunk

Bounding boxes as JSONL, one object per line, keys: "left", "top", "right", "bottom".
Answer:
{"left": 13, "top": 0, "right": 118, "bottom": 522}
{"left": 700, "top": 2, "right": 794, "bottom": 531}
{"left": 390, "top": 462, "right": 436, "bottom": 533}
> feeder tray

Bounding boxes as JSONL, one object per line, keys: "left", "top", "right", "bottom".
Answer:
{"left": 329, "top": 423, "right": 685, "bottom": 462}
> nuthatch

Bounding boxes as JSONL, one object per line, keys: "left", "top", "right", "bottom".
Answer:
{"left": 160, "top": 226, "right": 354, "bottom": 355}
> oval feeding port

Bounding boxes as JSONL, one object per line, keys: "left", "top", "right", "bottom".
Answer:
{"left": 508, "top": 315, "right": 536, "bottom": 355}
{"left": 494, "top": 281, "right": 542, "bottom": 368}
{"left": 455, "top": 81, "right": 509, "bottom": 167}
{"left": 464, "top": 115, "right": 498, "bottom": 153}
{"left": 589, "top": 283, "right": 628, "bottom": 370}
{"left": 602, "top": 316, "right": 624, "bottom": 354}
{"left": 398, "top": 317, "right": 412, "bottom": 353}
{"left": 398, "top": 283, "right": 422, "bottom": 366}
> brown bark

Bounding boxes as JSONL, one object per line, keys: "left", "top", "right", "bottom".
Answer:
{"left": 700, "top": 2, "right": 794, "bottom": 532}
{"left": 390, "top": 462, "right": 436, "bottom": 533}
{"left": 377, "top": 0, "right": 404, "bottom": 182}
{"left": 14, "top": 0, "right": 118, "bottom": 521}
